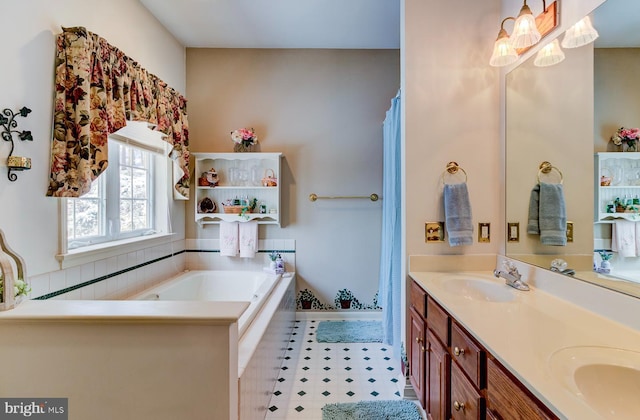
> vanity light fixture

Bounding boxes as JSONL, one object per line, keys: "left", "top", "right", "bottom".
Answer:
{"left": 534, "top": 38, "right": 565, "bottom": 67}
{"left": 489, "top": 0, "right": 558, "bottom": 67}
{"left": 489, "top": 17, "right": 519, "bottom": 67}
{"left": 561, "top": 15, "right": 599, "bottom": 48}
{"left": 510, "top": 0, "right": 545, "bottom": 49}
{"left": 1, "top": 107, "right": 33, "bottom": 181}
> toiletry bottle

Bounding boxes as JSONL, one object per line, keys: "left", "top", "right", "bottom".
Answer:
{"left": 275, "top": 254, "right": 285, "bottom": 274}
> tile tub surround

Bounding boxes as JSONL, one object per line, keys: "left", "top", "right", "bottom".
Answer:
{"left": 0, "top": 273, "right": 297, "bottom": 420}
{"left": 409, "top": 270, "right": 640, "bottom": 419}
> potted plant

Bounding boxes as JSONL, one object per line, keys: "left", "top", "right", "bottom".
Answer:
{"left": 230, "top": 128, "right": 258, "bottom": 152}
{"left": 335, "top": 289, "right": 355, "bottom": 309}
{"left": 598, "top": 250, "right": 613, "bottom": 270}
{"left": 298, "top": 289, "right": 316, "bottom": 310}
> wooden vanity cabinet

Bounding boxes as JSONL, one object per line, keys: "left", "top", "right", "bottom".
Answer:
{"left": 409, "top": 306, "right": 426, "bottom": 408}
{"left": 409, "top": 279, "right": 558, "bottom": 420}
{"left": 486, "top": 357, "right": 558, "bottom": 420}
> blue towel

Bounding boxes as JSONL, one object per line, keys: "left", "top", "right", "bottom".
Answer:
{"left": 527, "top": 182, "right": 567, "bottom": 246}
{"left": 443, "top": 183, "right": 473, "bottom": 246}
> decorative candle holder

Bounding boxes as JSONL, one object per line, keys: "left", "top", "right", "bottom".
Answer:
{"left": 1, "top": 107, "right": 33, "bottom": 181}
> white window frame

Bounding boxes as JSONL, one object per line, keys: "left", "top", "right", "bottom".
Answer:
{"left": 57, "top": 121, "right": 173, "bottom": 268}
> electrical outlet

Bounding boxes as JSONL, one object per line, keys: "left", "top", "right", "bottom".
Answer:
{"left": 507, "top": 222, "right": 519, "bottom": 242}
{"left": 478, "top": 223, "right": 490, "bottom": 243}
{"left": 425, "top": 222, "right": 445, "bottom": 242}
{"left": 566, "top": 221, "right": 574, "bottom": 242}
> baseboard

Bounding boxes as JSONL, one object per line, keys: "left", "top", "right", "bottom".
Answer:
{"left": 295, "top": 311, "right": 382, "bottom": 321}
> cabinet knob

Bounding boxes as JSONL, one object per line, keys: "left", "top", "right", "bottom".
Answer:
{"left": 454, "top": 346, "right": 465, "bottom": 356}
{"left": 416, "top": 337, "right": 423, "bottom": 343}
{"left": 453, "top": 401, "right": 465, "bottom": 412}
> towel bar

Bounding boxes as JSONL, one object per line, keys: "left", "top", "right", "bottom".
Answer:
{"left": 309, "top": 193, "right": 380, "bottom": 202}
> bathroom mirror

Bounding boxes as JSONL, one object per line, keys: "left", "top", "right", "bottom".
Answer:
{"left": 505, "top": 0, "right": 640, "bottom": 299}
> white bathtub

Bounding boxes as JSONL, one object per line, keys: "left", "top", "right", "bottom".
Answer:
{"left": 129, "top": 270, "right": 281, "bottom": 336}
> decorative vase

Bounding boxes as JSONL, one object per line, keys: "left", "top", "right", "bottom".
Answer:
{"left": 623, "top": 141, "right": 638, "bottom": 152}
{"left": 233, "top": 142, "right": 254, "bottom": 153}
{"left": 600, "top": 260, "right": 611, "bottom": 270}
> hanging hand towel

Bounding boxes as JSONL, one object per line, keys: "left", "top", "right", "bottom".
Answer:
{"left": 220, "top": 222, "right": 239, "bottom": 257}
{"left": 539, "top": 182, "right": 567, "bottom": 246}
{"left": 612, "top": 220, "right": 636, "bottom": 257}
{"left": 527, "top": 182, "right": 567, "bottom": 246}
{"left": 239, "top": 221, "right": 258, "bottom": 258}
{"left": 443, "top": 182, "right": 473, "bottom": 246}
{"left": 527, "top": 184, "right": 541, "bottom": 235}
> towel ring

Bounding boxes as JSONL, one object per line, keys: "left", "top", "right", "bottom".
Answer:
{"left": 441, "top": 161, "right": 468, "bottom": 184}
{"left": 537, "top": 161, "right": 563, "bottom": 184}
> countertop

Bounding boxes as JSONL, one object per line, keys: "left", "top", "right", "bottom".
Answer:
{"left": 0, "top": 299, "right": 249, "bottom": 324}
{"left": 409, "top": 271, "right": 640, "bottom": 420}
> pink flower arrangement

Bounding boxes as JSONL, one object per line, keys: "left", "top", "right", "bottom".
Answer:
{"left": 230, "top": 128, "right": 258, "bottom": 146}
{"left": 611, "top": 127, "right": 640, "bottom": 146}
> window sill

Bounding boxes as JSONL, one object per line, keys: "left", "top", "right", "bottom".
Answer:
{"left": 56, "top": 233, "right": 180, "bottom": 270}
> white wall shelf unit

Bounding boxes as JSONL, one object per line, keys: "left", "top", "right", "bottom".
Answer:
{"left": 595, "top": 152, "right": 640, "bottom": 223}
{"left": 193, "top": 152, "right": 282, "bottom": 226}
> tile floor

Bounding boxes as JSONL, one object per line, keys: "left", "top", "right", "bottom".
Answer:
{"left": 265, "top": 318, "right": 412, "bottom": 420}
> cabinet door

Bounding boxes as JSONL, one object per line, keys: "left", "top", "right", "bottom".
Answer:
{"left": 451, "top": 362, "right": 484, "bottom": 420}
{"left": 409, "top": 307, "right": 426, "bottom": 408}
{"left": 427, "top": 329, "right": 450, "bottom": 420}
{"left": 487, "top": 357, "right": 557, "bottom": 420}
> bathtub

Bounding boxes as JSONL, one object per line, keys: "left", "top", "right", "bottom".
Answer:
{"left": 129, "top": 270, "right": 280, "bottom": 337}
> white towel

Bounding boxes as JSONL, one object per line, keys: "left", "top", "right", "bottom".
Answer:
{"left": 239, "top": 221, "right": 258, "bottom": 258}
{"left": 612, "top": 220, "right": 636, "bottom": 257}
{"left": 220, "top": 222, "right": 239, "bottom": 257}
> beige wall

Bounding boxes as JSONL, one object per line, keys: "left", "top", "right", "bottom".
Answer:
{"left": 0, "top": 0, "right": 186, "bottom": 277}
{"left": 186, "top": 48, "right": 400, "bottom": 306}
{"left": 595, "top": 48, "right": 640, "bottom": 151}
{"left": 505, "top": 42, "right": 594, "bottom": 261}
{"left": 404, "top": 0, "right": 502, "bottom": 258}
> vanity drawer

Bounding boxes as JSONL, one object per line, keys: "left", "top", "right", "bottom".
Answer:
{"left": 410, "top": 280, "right": 427, "bottom": 317}
{"left": 451, "top": 321, "right": 486, "bottom": 389}
{"left": 427, "top": 296, "right": 450, "bottom": 346}
{"left": 451, "top": 361, "right": 484, "bottom": 420}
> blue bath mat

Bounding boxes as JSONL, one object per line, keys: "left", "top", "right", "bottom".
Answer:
{"left": 322, "top": 400, "right": 422, "bottom": 420}
{"left": 316, "top": 320, "right": 382, "bottom": 343}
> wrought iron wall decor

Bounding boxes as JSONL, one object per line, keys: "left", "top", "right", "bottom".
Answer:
{"left": 1, "top": 107, "right": 33, "bottom": 181}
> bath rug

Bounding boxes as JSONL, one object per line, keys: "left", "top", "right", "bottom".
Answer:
{"left": 316, "top": 320, "right": 382, "bottom": 343}
{"left": 322, "top": 400, "right": 422, "bottom": 420}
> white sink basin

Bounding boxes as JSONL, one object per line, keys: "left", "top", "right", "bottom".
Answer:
{"left": 549, "top": 346, "right": 640, "bottom": 418}
{"left": 440, "top": 277, "right": 516, "bottom": 303}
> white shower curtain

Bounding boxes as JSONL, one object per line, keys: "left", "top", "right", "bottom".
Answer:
{"left": 379, "top": 89, "right": 401, "bottom": 360}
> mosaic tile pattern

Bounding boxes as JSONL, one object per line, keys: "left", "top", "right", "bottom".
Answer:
{"left": 265, "top": 319, "right": 406, "bottom": 420}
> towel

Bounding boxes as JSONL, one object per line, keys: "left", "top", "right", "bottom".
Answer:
{"left": 443, "top": 182, "right": 473, "bottom": 246}
{"left": 527, "top": 182, "right": 567, "bottom": 246}
{"left": 239, "top": 221, "right": 258, "bottom": 258}
{"left": 612, "top": 220, "right": 636, "bottom": 257}
{"left": 220, "top": 222, "right": 239, "bottom": 256}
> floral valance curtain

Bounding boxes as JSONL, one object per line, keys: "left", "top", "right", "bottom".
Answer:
{"left": 46, "top": 26, "right": 190, "bottom": 199}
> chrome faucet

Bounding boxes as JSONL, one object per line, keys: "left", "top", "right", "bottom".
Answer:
{"left": 494, "top": 261, "right": 530, "bottom": 291}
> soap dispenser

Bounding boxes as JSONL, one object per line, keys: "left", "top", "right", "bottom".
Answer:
{"left": 275, "top": 254, "right": 285, "bottom": 274}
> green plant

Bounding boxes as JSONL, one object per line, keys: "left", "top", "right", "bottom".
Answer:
{"left": 239, "top": 198, "right": 258, "bottom": 219}
{"left": 0, "top": 275, "right": 30, "bottom": 303}
{"left": 598, "top": 250, "right": 613, "bottom": 261}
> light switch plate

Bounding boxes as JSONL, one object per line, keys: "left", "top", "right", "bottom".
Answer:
{"left": 425, "top": 222, "right": 445, "bottom": 242}
{"left": 507, "top": 222, "right": 519, "bottom": 242}
{"left": 566, "top": 221, "right": 573, "bottom": 242}
{"left": 478, "top": 223, "right": 490, "bottom": 243}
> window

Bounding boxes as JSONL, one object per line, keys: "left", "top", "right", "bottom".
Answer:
{"left": 64, "top": 122, "right": 169, "bottom": 251}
